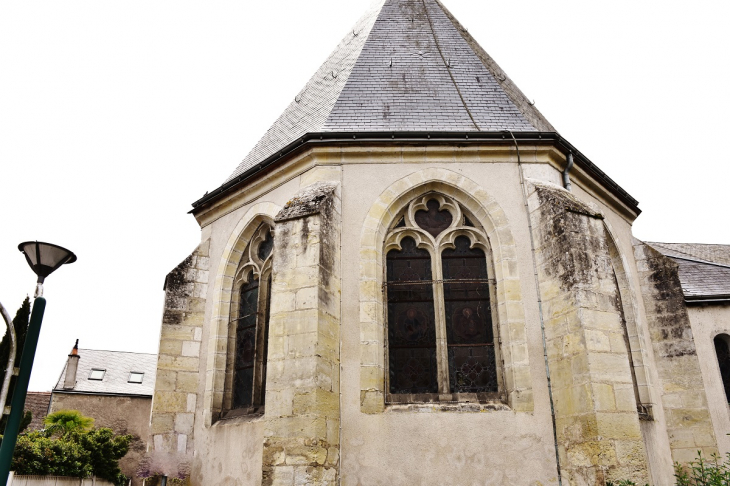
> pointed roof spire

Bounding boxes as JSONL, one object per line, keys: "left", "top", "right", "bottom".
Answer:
{"left": 226, "top": 0, "right": 554, "bottom": 182}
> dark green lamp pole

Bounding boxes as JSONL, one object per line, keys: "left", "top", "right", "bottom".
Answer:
{"left": 0, "top": 241, "right": 76, "bottom": 485}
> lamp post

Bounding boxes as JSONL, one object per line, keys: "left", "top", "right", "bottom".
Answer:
{"left": 0, "top": 242, "right": 76, "bottom": 485}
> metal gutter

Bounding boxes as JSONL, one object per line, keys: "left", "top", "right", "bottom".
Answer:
{"left": 51, "top": 390, "right": 153, "bottom": 399}
{"left": 685, "top": 295, "right": 730, "bottom": 305}
{"left": 191, "top": 131, "right": 640, "bottom": 215}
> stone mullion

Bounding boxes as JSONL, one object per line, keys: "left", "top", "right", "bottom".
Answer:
{"left": 431, "top": 249, "right": 450, "bottom": 395}
{"left": 252, "top": 272, "right": 270, "bottom": 407}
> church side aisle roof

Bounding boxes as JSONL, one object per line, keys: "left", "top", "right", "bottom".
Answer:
{"left": 226, "top": 0, "right": 553, "bottom": 183}
{"left": 649, "top": 242, "right": 730, "bottom": 302}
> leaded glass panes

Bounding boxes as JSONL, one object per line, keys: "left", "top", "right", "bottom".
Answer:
{"left": 233, "top": 275, "right": 259, "bottom": 409}
{"left": 442, "top": 236, "right": 496, "bottom": 393}
{"left": 386, "top": 237, "right": 438, "bottom": 394}
{"left": 715, "top": 336, "right": 730, "bottom": 402}
{"left": 385, "top": 195, "right": 501, "bottom": 402}
{"left": 225, "top": 223, "right": 276, "bottom": 415}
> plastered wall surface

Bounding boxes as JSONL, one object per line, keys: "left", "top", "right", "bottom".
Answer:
{"left": 687, "top": 305, "right": 730, "bottom": 456}
{"left": 51, "top": 393, "right": 151, "bottom": 486}
{"left": 192, "top": 418, "right": 265, "bottom": 485}
{"left": 338, "top": 161, "right": 561, "bottom": 485}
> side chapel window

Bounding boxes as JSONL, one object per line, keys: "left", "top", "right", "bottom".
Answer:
{"left": 227, "top": 223, "right": 274, "bottom": 413}
{"left": 385, "top": 194, "right": 499, "bottom": 402}
{"left": 715, "top": 334, "right": 730, "bottom": 402}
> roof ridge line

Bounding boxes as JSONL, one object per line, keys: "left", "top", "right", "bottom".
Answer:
{"left": 420, "top": 0, "right": 479, "bottom": 131}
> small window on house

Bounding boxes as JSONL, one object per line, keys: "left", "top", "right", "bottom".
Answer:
{"left": 88, "top": 369, "right": 105, "bottom": 381}
{"left": 128, "top": 372, "right": 144, "bottom": 384}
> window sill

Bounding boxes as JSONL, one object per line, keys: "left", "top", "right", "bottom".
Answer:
{"left": 215, "top": 406, "right": 265, "bottom": 425}
{"left": 385, "top": 393, "right": 509, "bottom": 413}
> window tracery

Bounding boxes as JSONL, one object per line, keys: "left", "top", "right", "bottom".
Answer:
{"left": 384, "top": 194, "right": 500, "bottom": 402}
{"left": 225, "top": 223, "right": 274, "bottom": 415}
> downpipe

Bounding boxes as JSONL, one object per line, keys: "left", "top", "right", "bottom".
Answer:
{"left": 563, "top": 152, "right": 574, "bottom": 191}
{"left": 504, "top": 130, "right": 563, "bottom": 486}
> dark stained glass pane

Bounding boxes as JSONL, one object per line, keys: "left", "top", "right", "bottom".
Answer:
{"left": 257, "top": 229, "right": 274, "bottom": 262}
{"left": 442, "top": 236, "right": 497, "bottom": 393}
{"left": 414, "top": 199, "right": 453, "bottom": 238}
{"left": 233, "top": 277, "right": 259, "bottom": 409}
{"left": 387, "top": 237, "right": 438, "bottom": 394}
{"left": 715, "top": 336, "right": 730, "bottom": 402}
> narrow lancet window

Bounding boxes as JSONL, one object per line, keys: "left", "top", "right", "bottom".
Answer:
{"left": 226, "top": 223, "right": 274, "bottom": 415}
{"left": 715, "top": 335, "right": 730, "bottom": 402}
{"left": 442, "top": 236, "right": 496, "bottom": 393}
{"left": 386, "top": 237, "right": 438, "bottom": 394}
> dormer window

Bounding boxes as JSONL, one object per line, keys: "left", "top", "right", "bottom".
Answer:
{"left": 128, "top": 372, "right": 144, "bottom": 384}
{"left": 88, "top": 369, "right": 105, "bottom": 381}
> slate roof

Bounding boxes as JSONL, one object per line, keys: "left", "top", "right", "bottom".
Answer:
{"left": 24, "top": 391, "right": 51, "bottom": 431}
{"left": 53, "top": 349, "right": 157, "bottom": 397}
{"left": 226, "top": 0, "right": 554, "bottom": 182}
{"left": 649, "top": 242, "right": 730, "bottom": 301}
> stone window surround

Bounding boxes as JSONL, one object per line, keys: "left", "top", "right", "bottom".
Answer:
{"left": 222, "top": 222, "right": 274, "bottom": 417}
{"left": 384, "top": 192, "right": 503, "bottom": 402}
{"left": 359, "top": 168, "right": 534, "bottom": 413}
{"left": 203, "top": 202, "right": 282, "bottom": 426}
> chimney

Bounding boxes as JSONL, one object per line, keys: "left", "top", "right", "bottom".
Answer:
{"left": 63, "top": 339, "right": 80, "bottom": 390}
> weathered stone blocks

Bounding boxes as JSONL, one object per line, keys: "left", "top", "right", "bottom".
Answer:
{"left": 529, "top": 183, "right": 650, "bottom": 484}
{"left": 262, "top": 182, "right": 341, "bottom": 486}
{"left": 147, "top": 239, "right": 209, "bottom": 473}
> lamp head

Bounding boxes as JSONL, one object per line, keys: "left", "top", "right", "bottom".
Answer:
{"left": 18, "top": 241, "right": 77, "bottom": 284}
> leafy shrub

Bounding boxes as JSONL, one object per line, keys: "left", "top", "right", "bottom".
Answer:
{"left": 12, "top": 431, "right": 92, "bottom": 478}
{"left": 11, "top": 418, "right": 132, "bottom": 486}
{"left": 607, "top": 450, "right": 730, "bottom": 486}
{"left": 674, "top": 450, "right": 730, "bottom": 486}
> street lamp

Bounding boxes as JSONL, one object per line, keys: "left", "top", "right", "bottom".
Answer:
{"left": 0, "top": 241, "right": 76, "bottom": 485}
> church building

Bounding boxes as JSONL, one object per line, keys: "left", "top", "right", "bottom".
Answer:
{"left": 146, "top": 1, "right": 730, "bottom": 484}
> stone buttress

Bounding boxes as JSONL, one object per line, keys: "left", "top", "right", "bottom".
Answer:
{"left": 147, "top": 240, "right": 210, "bottom": 479}
{"left": 634, "top": 241, "right": 718, "bottom": 464}
{"left": 527, "top": 182, "right": 651, "bottom": 485}
{"left": 262, "top": 182, "right": 342, "bottom": 486}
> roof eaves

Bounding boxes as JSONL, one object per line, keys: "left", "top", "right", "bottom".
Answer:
{"left": 190, "top": 131, "right": 640, "bottom": 215}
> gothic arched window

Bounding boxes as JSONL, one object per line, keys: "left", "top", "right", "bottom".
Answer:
{"left": 715, "top": 334, "right": 730, "bottom": 402}
{"left": 225, "top": 223, "right": 274, "bottom": 415}
{"left": 384, "top": 194, "right": 499, "bottom": 402}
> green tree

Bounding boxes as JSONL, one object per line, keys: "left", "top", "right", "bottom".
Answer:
{"left": 72, "top": 428, "right": 132, "bottom": 485}
{"left": 0, "top": 297, "right": 31, "bottom": 435}
{"left": 44, "top": 409, "right": 95, "bottom": 436}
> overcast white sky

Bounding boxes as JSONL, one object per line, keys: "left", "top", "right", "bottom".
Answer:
{"left": 1, "top": 0, "right": 728, "bottom": 391}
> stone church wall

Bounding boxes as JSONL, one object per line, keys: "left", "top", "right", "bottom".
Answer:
{"left": 147, "top": 143, "right": 715, "bottom": 485}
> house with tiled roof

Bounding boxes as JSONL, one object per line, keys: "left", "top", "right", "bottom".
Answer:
{"left": 145, "top": 1, "right": 730, "bottom": 485}
{"left": 51, "top": 342, "right": 156, "bottom": 486}
{"left": 23, "top": 391, "right": 51, "bottom": 431}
